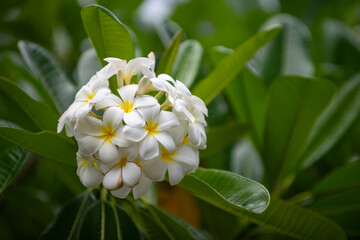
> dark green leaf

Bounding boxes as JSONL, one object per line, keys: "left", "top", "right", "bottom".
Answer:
{"left": 156, "top": 29, "right": 183, "bottom": 75}
{"left": 18, "top": 41, "right": 76, "bottom": 112}
{"left": 0, "top": 146, "right": 29, "bottom": 195}
{"left": 178, "top": 167, "right": 270, "bottom": 214}
{"left": 0, "top": 77, "right": 59, "bottom": 131}
{"left": 251, "top": 14, "right": 314, "bottom": 86}
{"left": 0, "top": 125, "right": 76, "bottom": 167}
{"left": 263, "top": 76, "right": 336, "bottom": 191}
{"left": 81, "top": 4, "right": 135, "bottom": 65}
{"left": 300, "top": 74, "right": 360, "bottom": 168}
{"left": 41, "top": 192, "right": 96, "bottom": 240}
{"left": 192, "top": 25, "right": 281, "bottom": 104}
{"left": 171, "top": 40, "right": 203, "bottom": 88}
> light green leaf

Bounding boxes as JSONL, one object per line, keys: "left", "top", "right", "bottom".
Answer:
{"left": 78, "top": 200, "right": 141, "bottom": 240}
{"left": 0, "top": 77, "right": 59, "bottom": 131}
{"left": 251, "top": 14, "right": 314, "bottom": 86}
{"left": 192, "top": 25, "right": 281, "bottom": 104}
{"left": 171, "top": 40, "right": 203, "bottom": 88}
{"left": 200, "top": 121, "right": 247, "bottom": 159}
{"left": 41, "top": 192, "right": 96, "bottom": 240}
{"left": 76, "top": 48, "right": 100, "bottom": 87}
{"left": 0, "top": 146, "right": 29, "bottom": 195}
{"left": 0, "top": 125, "right": 76, "bottom": 167}
{"left": 263, "top": 76, "right": 336, "bottom": 191}
{"left": 300, "top": 74, "right": 360, "bottom": 168}
{"left": 81, "top": 4, "right": 135, "bottom": 65}
{"left": 178, "top": 167, "right": 270, "bottom": 214}
{"left": 156, "top": 29, "right": 183, "bottom": 75}
{"left": 18, "top": 41, "right": 76, "bottom": 112}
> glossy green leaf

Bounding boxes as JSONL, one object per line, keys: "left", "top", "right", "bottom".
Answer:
{"left": 192, "top": 25, "right": 281, "bottom": 104}
{"left": 41, "top": 192, "right": 96, "bottom": 240}
{"left": 251, "top": 14, "right": 314, "bottom": 86}
{"left": 171, "top": 40, "right": 203, "bottom": 88}
{"left": 0, "top": 77, "right": 59, "bottom": 131}
{"left": 200, "top": 121, "right": 247, "bottom": 158}
{"left": 81, "top": 4, "right": 135, "bottom": 65}
{"left": 0, "top": 146, "right": 29, "bottom": 195}
{"left": 78, "top": 200, "right": 141, "bottom": 240}
{"left": 143, "top": 203, "right": 207, "bottom": 240}
{"left": 18, "top": 41, "right": 76, "bottom": 112}
{"left": 156, "top": 29, "right": 183, "bottom": 75}
{"left": 0, "top": 125, "right": 76, "bottom": 167}
{"left": 300, "top": 74, "right": 360, "bottom": 168}
{"left": 178, "top": 167, "right": 270, "bottom": 214}
{"left": 76, "top": 48, "right": 100, "bottom": 87}
{"left": 263, "top": 76, "right": 336, "bottom": 191}
{"left": 240, "top": 199, "right": 346, "bottom": 240}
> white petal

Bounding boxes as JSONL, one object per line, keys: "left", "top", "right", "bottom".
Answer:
{"left": 153, "top": 131, "right": 175, "bottom": 153}
{"left": 133, "top": 95, "right": 158, "bottom": 108}
{"left": 188, "top": 123, "right": 202, "bottom": 147}
{"left": 133, "top": 176, "right": 152, "bottom": 199}
{"left": 123, "top": 126, "right": 148, "bottom": 142}
{"left": 191, "top": 95, "right": 208, "bottom": 116}
{"left": 156, "top": 111, "right": 180, "bottom": 130}
{"left": 119, "top": 144, "right": 139, "bottom": 162}
{"left": 112, "top": 128, "right": 132, "bottom": 147}
{"left": 80, "top": 165, "right": 103, "bottom": 188}
{"left": 77, "top": 135, "right": 103, "bottom": 154}
{"left": 142, "top": 158, "right": 167, "bottom": 181}
{"left": 167, "top": 161, "right": 185, "bottom": 185}
{"left": 167, "top": 121, "right": 188, "bottom": 146}
{"left": 123, "top": 110, "right": 145, "bottom": 127}
{"left": 139, "top": 135, "right": 159, "bottom": 160}
{"left": 158, "top": 74, "right": 175, "bottom": 84}
{"left": 90, "top": 88, "right": 111, "bottom": 103}
{"left": 103, "top": 107, "right": 124, "bottom": 128}
{"left": 96, "top": 94, "right": 122, "bottom": 110}
{"left": 175, "top": 80, "right": 192, "bottom": 97}
{"left": 103, "top": 165, "right": 122, "bottom": 190}
{"left": 74, "top": 104, "right": 92, "bottom": 119}
{"left": 122, "top": 162, "right": 142, "bottom": 187}
{"left": 138, "top": 104, "right": 160, "bottom": 122}
{"left": 118, "top": 84, "right": 137, "bottom": 102}
{"left": 99, "top": 141, "right": 120, "bottom": 164}
{"left": 111, "top": 185, "right": 131, "bottom": 199}
{"left": 75, "top": 85, "right": 91, "bottom": 101}
{"left": 77, "top": 116, "right": 104, "bottom": 136}
{"left": 150, "top": 77, "right": 173, "bottom": 92}
{"left": 173, "top": 146, "right": 198, "bottom": 173}
{"left": 104, "top": 58, "right": 127, "bottom": 69}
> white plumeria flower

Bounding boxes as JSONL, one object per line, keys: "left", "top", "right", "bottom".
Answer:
{"left": 96, "top": 84, "right": 157, "bottom": 127}
{"left": 76, "top": 151, "right": 103, "bottom": 188}
{"left": 187, "top": 108, "right": 207, "bottom": 149}
{"left": 76, "top": 107, "right": 131, "bottom": 163}
{"left": 114, "top": 57, "right": 155, "bottom": 86}
{"left": 123, "top": 104, "right": 180, "bottom": 160}
{"left": 142, "top": 125, "right": 199, "bottom": 185}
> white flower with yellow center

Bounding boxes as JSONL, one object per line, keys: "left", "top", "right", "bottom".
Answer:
{"left": 76, "top": 151, "right": 103, "bottom": 188}
{"left": 76, "top": 107, "right": 131, "bottom": 163}
{"left": 123, "top": 104, "right": 180, "bottom": 160}
{"left": 96, "top": 84, "right": 157, "bottom": 127}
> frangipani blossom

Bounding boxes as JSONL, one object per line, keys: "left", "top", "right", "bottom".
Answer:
{"left": 76, "top": 107, "right": 130, "bottom": 163}
{"left": 96, "top": 84, "right": 157, "bottom": 127}
{"left": 123, "top": 104, "right": 180, "bottom": 160}
{"left": 76, "top": 151, "right": 103, "bottom": 188}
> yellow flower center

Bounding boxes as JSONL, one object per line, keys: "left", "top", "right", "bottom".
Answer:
{"left": 120, "top": 101, "right": 134, "bottom": 113}
{"left": 87, "top": 91, "right": 95, "bottom": 102}
{"left": 117, "top": 156, "right": 127, "bottom": 167}
{"left": 161, "top": 148, "right": 175, "bottom": 162}
{"left": 180, "top": 137, "right": 189, "bottom": 146}
{"left": 145, "top": 121, "right": 158, "bottom": 136}
{"left": 102, "top": 128, "right": 115, "bottom": 142}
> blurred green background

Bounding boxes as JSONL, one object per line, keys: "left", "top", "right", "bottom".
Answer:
{"left": 1, "top": 0, "right": 360, "bottom": 239}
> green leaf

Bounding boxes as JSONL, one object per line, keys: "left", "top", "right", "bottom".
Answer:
{"left": 300, "top": 74, "right": 360, "bottom": 168}
{"left": 240, "top": 199, "right": 346, "bottom": 240}
{"left": 156, "top": 29, "right": 183, "bottom": 75}
{"left": 142, "top": 203, "right": 207, "bottom": 240}
{"left": 263, "top": 76, "right": 336, "bottom": 191}
{"left": 41, "top": 192, "right": 96, "bottom": 240}
{"left": 0, "top": 146, "right": 29, "bottom": 195}
{"left": 251, "top": 14, "right": 314, "bottom": 86}
{"left": 171, "top": 40, "right": 203, "bottom": 88}
{"left": 0, "top": 77, "right": 59, "bottom": 131}
{"left": 178, "top": 167, "right": 270, "bottom": 214}
{"left": 0, "top": 125, "right": 76, "bottom": 167}
{"left": 18, "top": 41, "right": 76, "bottom": 112}
{"left": 81, "top": 4, "right": 135, "bottom": 65}
{"left": 200, "top": 121, "right": 247, "bottom": 159}
{"left": 78, "top": 200, "right": 141, "bottom": 240}
{"left": 76, "top": 48, "right": 100, "bottom": 87}
{"left": 192, "top": 25, "right": 281, "bottom": 104}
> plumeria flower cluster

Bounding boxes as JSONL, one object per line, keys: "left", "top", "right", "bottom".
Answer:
{"left": 57, "top": 53, "right": 208, "bottom": 199}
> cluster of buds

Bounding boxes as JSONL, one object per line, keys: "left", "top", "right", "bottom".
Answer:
{"left": 57, "top": 53, "right": 208, "bottom": 199}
